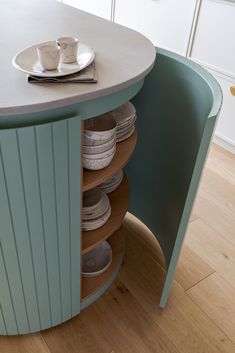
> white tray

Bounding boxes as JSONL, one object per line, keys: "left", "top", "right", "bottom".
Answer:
{"left": 12, "top": 41, "right": 95, "bottom": 77}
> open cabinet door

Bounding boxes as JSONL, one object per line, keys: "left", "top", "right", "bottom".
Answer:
{"left": 125, "top": 48, "right": 222, "bottom": 308}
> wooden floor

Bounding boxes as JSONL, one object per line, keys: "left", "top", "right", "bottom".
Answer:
{"left": 1, "top": 143, "right": 235, "bottom": 353}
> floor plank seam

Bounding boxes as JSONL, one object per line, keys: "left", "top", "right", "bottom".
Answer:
{"left": 184, "top": 271, "right": 216, "bottom": 293}
{"left": 39, "top": 332, "right": 53, "bottom": 353}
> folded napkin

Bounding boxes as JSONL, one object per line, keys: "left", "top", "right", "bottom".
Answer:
{"left": 28, "top": 61, "right": 97, "bottom": 83}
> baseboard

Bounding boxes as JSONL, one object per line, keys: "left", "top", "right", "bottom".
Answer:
{"left": 213, "top": 132, "right": 235, "bottom": 154}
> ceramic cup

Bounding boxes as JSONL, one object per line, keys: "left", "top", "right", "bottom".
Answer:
{"left": 37, "top": 42, "right": 60, "bottom": 70}
{"left": 57, "top": 37, "right": 78, "bottom": 63}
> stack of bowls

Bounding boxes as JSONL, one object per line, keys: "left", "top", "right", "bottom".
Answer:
{"left": 99, "top": 169, "right": 124, "bottom": 194}
{"left": 82, "top": 240, "right": 112, "bottom": 277}
{"left": 97, "top": 102, "right": 136, "bottom": 142}
{"left": 82, "top": 187, "right": 111, "bottom": 231}
{"left": 83, "top": 117, "right": 117, "bottom": 170}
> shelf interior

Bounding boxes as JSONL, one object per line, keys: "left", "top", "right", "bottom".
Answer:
{"left": 83, "top": 129, "right": 137, "bottom": 192}
{"left": 82, "top": 175, "right": 129, "bottom": 254}
{"left": 81, "top": 227, "right": 125, "bottom": 301}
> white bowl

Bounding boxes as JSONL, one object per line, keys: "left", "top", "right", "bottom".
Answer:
{"left": 82, "top": 240, "right": 112, "bottom": 277}
{"left": 83, "top": 144, "right": 116, "bottom": 160}
{"left": 83, "top": 133, "right": 115, "bottom": 147}
{"left": 84, "top": 117, "right": 116, "bottom": 142}
{"left": 83, "top": 137, "right": 116, "bottom": 154}
{"left": 83, "top": 152, "right": 115, "bottom": 170}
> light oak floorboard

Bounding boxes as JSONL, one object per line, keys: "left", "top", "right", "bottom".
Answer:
{"left": 206, "top": 144, "right": 235, "bottom": 186}
{"left": 0, "top": 334, "right": 51, "bottom": 353}
{"left": 119, "top": 231, "right": 235, "bottom": 353}
{"left": 187, "top": 272, "right": 235, "bottom": 344}
{"left": 185, "top": 218, "right": 235, "bottom": 289}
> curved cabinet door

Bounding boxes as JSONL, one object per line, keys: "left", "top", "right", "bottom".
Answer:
{"left": 0, "top": 116, "right": 82, "bottom": 335}
{"left": 125, "top": 48, "right": 222, "bottom": 308}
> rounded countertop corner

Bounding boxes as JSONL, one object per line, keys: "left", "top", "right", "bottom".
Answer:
{"left": 0, "top": 0, "right": 156, "bottom": 119}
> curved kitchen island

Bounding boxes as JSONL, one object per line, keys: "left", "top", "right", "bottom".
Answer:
{"left": 0, "top": 0, "right": 222, "bottom": 336}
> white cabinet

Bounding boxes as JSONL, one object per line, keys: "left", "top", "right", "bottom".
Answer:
{"left": 114, "top": 0, "right": 197, "bottom": 55}
{"left": 62, "top": 0, "right": 113, "bottom": 20}
{"left": 209, "top": 71, "right": 235, "bottom": 151}
{"left": 188, "top": 0, "right": 235, "bottom": 150}
{"left": 189, "top": 0, "right": 235, "bottom": 78}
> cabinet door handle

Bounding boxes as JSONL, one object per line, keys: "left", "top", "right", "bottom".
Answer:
{"left": 230, "top": 86, "right": 235, "bottom": 96}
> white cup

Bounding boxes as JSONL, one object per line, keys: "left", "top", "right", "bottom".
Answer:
{"left": 37, "top": 42, "right": 60, "bottom": 70}
{"left": 57, "top": 37, "right": 78, "bottom": 63}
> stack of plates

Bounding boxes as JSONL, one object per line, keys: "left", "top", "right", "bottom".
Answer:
{"left": 112, "top": 102, "right": 137, "bottom": 142}
{"left": 99, "top": 170, "right": 124, "bottom": 194}
{"left": 82, "top": 187, "right": 111, "bottom": 231}
{"left": 83, "top": 117, "right": 117, "bottom": 170}
{"left": 82, "top": 240, "right": 112, "bottom": 277}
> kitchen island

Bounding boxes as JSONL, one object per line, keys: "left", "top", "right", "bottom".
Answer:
{"left": 0, "top": 0, "right": 221, "bottom": 336}
{"left": 0, "top": 0, "right": 155, "bottom": 335}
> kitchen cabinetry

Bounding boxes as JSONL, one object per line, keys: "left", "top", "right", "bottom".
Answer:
{"left": 188, "top": 0, "right": 235, "bottom": 151}
{"left": 114, "top": 0, "right": 197, "bottom": 55}
{"left": 189, "top": 0, "right": 235, "bottom": 77}
{"left": 62, "top": 0, "right": 113, "bottom": 20}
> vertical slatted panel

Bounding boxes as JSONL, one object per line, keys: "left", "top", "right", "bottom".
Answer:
{"left": 0, "top": 130, "right": 41, "bottom": 333}
{"left": 0, "top": 134, "right": 29, "bottom": 334}
{"left": 68, "top": 118, "right": 81, "bottom": 314}
{"left": 0, "top": 116, "right": 81, "bottom": 334}
{"left": 0, "top": 304, "right": 7, "bottom": 335}
{"left": 52, "top": 120, "right": 72, "bottom": 321}
{"left": 35, "top": 124, "right": 62, "bottom": 326}
{"left": 0, "top": 242, "right": 18, "bottom": 334}
{"left": 17, "top": 126, "right": 52, "bottom": 329}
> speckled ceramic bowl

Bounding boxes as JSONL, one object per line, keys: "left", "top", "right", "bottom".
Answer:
{"left": 83, "top": 144, "right": 116, "bottom": 160}
{"left": 83, "top": 117, "right": 117, "bottom": 143}
{"left": 83, "top": 137, "right": 116, "bottom": 154}
{"left": 83, "top": 151, "right": 115, "bottom": 170}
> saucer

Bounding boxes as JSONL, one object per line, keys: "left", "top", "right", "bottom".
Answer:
{"left": 12, "top": 41, "right": 95, "bottom": 77}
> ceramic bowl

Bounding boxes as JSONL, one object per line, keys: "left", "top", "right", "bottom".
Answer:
{"left": 83, "top": 137, "right": 116, "bottom": 154}
{"left": 83, "top": 151, "right": 115, "bottom": 170}
{"left": 82, "top": 205, "right": 111, "bottom": 231}
{"left": 83, "top": 144, "right": 116, "bottom": 160}
{"left": 84, "top": 117, "right": 116, "bottom": 143}
{"left": 82, "top": 240, "right": 112, "bottom": 277}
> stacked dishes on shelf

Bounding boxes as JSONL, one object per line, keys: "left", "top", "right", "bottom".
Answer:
{"left": 96, "top": 101, "right": 136, "bottom": 142}
{"left": 82, "top": 187, "right": 111, "bottom": 231}
{"left": 83, "top": 117, "right": 117, "bottom": 170}
{"left": 82, "top": 240, "right": 112, "bottom": 277}
{"left": 112, "top": 102, "right": 137, "bottom": 142}
{"left": 99, "top": 169, "right": 124, "bottom": 194}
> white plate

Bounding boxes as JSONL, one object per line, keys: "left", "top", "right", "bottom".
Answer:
{"left": 12, "top": 42, "right": 95, "bottom": 77}
{"left": 82, "top": 205, "right": 111, "bottom": 231}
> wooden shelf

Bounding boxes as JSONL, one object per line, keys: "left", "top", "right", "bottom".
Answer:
{"left": 82, "top": 175, "right": 129, "bottom": 254}
{"left": 83, "top": 129, "right": 137, "bottom": 192}
{"left": 81, "top": 227, "right": 125, "bottom": 301}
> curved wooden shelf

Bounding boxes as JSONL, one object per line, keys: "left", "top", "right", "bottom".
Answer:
{"left": 82, "top": 175, "right": 129, "bottom": 254}
{"left": 81, "top": 227, "right": 125, "bottom": 301}
{"left": 83, "top": 129, "right": 137, "bottom": 192}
